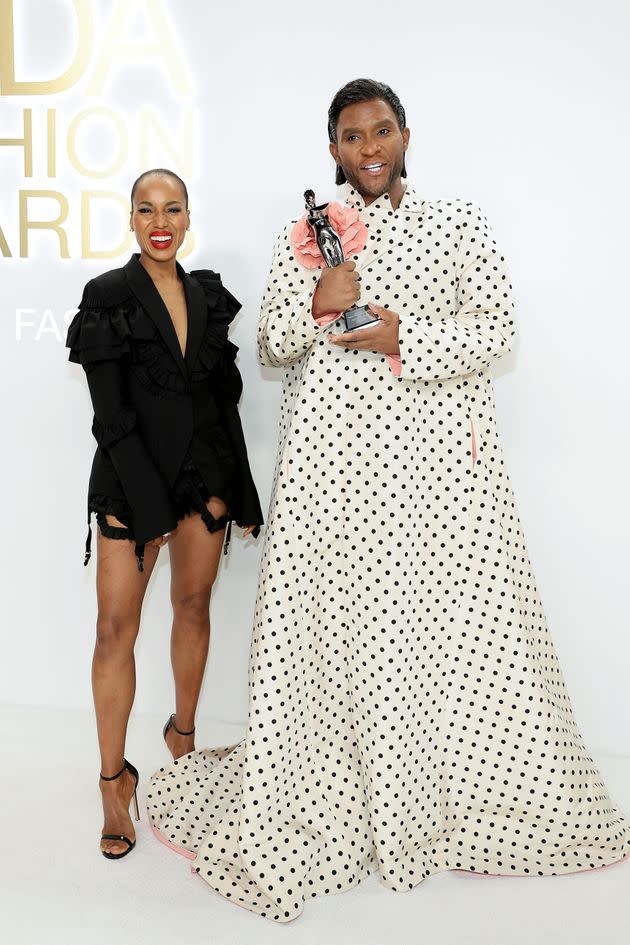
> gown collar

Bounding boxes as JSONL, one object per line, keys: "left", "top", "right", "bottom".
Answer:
{"left": 339, "top": 180, "right": 425, "bottom": 215}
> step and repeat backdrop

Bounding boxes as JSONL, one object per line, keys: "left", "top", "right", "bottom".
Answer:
{"left": 1, "top": 0, "right": 628, "bottom": 751}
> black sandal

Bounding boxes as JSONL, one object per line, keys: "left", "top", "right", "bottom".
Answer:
{"left": 99, "top": 759, "right": 140, "bottom": 860}
{"left": 163, "top": 713, "right": 195, "bottom": 743}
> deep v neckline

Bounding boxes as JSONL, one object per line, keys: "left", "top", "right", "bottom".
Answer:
{"left": 156, "top": 279, "right": 188, "bottom": 360}
{"left": 124, "top": 254, "right": 208, "bottom": 377}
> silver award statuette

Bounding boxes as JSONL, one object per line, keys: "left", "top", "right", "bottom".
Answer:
{"left": 304, "top": 190, "right": 380, "bottom": 332}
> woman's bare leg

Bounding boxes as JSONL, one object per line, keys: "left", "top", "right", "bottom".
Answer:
{"left": 165, "top": 498, "right": 227, "bottom": 759}
{"left": 94, "top": 519, "right": 159, "bottom": 855}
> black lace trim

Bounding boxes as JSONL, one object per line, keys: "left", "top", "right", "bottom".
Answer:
{"left": 95, "top": 512, "right": 132, "bottom": 541}
{"left": 83, "top": 457, "right": 233, "bottom": 569}
{"left": 171, "top": 456, "right": 232, "bottom": 552}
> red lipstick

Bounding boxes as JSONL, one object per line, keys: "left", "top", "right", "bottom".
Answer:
{"left": 149, "top": 230, "right": 173, "bottom": 250}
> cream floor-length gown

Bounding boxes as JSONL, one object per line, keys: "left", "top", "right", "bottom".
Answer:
{"left": 148, "top": 184, "right": 630, "bottom": 922}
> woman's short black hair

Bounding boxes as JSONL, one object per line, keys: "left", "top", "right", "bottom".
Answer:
{"left": 130, "top": 168, "right": 189, "bottom": 208}
{"left": 328, "top": 79, "right": 407, "bottom": 185}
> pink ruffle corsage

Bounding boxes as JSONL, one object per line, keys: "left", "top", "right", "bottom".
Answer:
{"left": 290, "top": 202, "right": 368, "bottom": 269}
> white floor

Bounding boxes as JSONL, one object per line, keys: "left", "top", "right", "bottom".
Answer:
{"left": 1, "top": 705, "right": 629, "bottom": 945}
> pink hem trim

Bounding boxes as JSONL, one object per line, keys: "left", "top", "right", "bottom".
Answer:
{"left": 150, "top": 817, "right": 628, "bottom": 888}
{"left": 151, "top": 822, "right": 197, "bottom": 860}
{"left": 386, "top": 353, "right": 402, "bottom": 376}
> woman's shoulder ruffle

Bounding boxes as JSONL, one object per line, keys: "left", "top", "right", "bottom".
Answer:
{"left": 66, "top": 271, "right": 141, "bottom": 365}
{"left": 187, "top": 270, "right": 240, "bottom": 381}
{"left": 79, "top": 267, "right": 134, "bottom": 309}
{"left": 188, "top": 269, "right": 241, "bottom": 324}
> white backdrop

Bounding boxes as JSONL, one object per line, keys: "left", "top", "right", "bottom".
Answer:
{"left": 1, "top": 0, "right": 628, "bottom": 754}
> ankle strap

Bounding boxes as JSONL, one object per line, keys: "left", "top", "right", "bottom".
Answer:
{"left": 100, "top": 763, "right": 126, "bottom": 782}
{"left": 169, "top": 714, "right": 195, "bottom": 736}
{"left": 100, "top": 757, "right": 135, "bottom": 782}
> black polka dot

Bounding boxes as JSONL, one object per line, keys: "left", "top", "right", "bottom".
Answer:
{"left": 147, "top": 184, "right": 630, "bottom": 923}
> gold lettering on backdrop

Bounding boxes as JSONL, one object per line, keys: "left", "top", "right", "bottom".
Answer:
{"left": 87, "top": 0, "right": 193, "bottom": 97}
{"left": 19, "top": 191, "right": 69, "bottom": 258}
{"left": 46, "top": 110, "right": 56, "bottom": 177}
{"left": 0, "top": 107, "right": 33, "bottom": 176}
{"left": 68, "top": 107, "right": 128, "bottom": 178}
{"left": 81, "top": 191, "right": 132, "bottom": 259}
{"left": 0, "top": 1, "right": 196, "bottom": 259}
{"left": 0, "top": 221, "right": 11, "bottom": 257}
{"left": 139, "top": 107, "right": 194, "bottom": 179}
{"left": 0, "top": 0, "right": 93, "bottom": 95}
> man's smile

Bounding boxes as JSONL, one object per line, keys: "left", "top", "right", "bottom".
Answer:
{"left": 360, "top": 162, "right": 387, "bottom": 176}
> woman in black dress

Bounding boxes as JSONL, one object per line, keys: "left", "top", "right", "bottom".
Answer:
{"left": 66, "top": 168, "right": 263, "bottom": 860}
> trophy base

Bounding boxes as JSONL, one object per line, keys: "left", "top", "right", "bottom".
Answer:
{"left": 341, "top": 305, "right": 380, "bottom": 333}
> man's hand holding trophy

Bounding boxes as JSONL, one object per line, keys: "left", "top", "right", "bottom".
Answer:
{"left": 304, "top": 189, "right": 380, "bottom": 332}
{"left": 304, "top": 190, "right": 400, "bottom": 355}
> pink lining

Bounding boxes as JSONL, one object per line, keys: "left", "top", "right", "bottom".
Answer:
{"left": 151, "top": 822, "right": 197, "bottom": 860}
{"left": 386, "top": 353, "right": 402, "bottom": 376}
{"left": 470, "top": 416, "right": 477, "bottom": 467}
{"left": 153, "top": 823, "right": 629, "bottom": 881}
{"left": 313, "top": 310, "right": 342, "bottom": 327}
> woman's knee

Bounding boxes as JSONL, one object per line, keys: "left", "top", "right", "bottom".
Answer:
{"left": 95, "top": 612, "right": 139, "bottom": 654}
{"left": 172, "top": 587, "right": 212, "bottom": 625}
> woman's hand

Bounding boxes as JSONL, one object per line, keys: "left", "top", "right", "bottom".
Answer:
{"left": 242, "top": 525, "right": 257, "bottom": 537}
{"left": 328, "top": 302, "right": 400, "bottom": 355}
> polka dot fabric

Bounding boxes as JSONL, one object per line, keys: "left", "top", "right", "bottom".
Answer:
{"left": 147, "top": 184, "right": 630, "bottom": 922}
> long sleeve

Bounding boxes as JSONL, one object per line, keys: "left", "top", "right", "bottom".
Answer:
{"left": 210, "top": 340, "right": 264, "bottom": 532}
{"left": 394, "top": 203, "right": 516, "bottom": 381}
{"left": 257, "top": 223, "right": 328, "bottom": 368}
{"left": 67, "top": 283, "right": 177, "bottom": 544}
{"left": 84, "top": 360, "right": 177, "bottom": 543}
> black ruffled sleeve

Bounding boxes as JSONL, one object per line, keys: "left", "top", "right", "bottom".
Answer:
{"left": 190, "top": 271, "right": 263, "bottom": 533}
{"left": 189, "top": 270, "right": 244, "bottom": 402}
{"left": 188, "top": 269, "right": 240, "bottom": 382}
{"left": 66, "top": 279, "right": 135, "bottom": 365}
{"left": 67, "top": 280, "right": 177, "bottom": 550}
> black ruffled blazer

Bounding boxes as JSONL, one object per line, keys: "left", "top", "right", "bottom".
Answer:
{"left": 66, "top": 254, "right": 263, "bottom": 557}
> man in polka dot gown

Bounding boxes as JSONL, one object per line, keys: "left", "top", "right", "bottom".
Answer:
{"left": 147, "top": 79, "right": 630, "bottom": 922}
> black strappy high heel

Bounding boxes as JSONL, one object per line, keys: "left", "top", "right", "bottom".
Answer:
{"left": 99, "top": 759, "right": 140, "bottom": 860}
{"left": 163, "top": 713, "right": 195, "bottom": 746}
